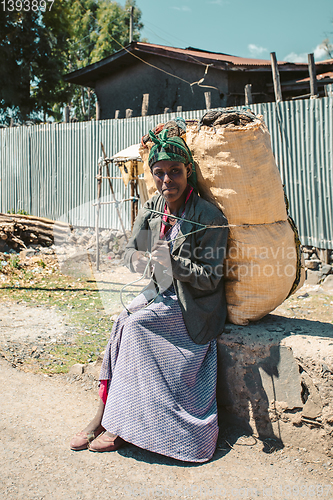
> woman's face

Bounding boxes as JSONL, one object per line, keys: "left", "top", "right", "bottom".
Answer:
{"left": 152, "top": 160, "right": 192, "bottom": 204}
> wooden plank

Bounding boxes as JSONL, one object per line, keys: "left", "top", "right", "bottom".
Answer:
{"left": 270, "top": 52, "right": 282, "bottom": 103}
{"left": 204, "top": 91, "right": 211, "bottom": 110}
{"left": 308, "top": 53, "right": 318, "bottom": 97}
{"left": 244, "top": 84, "right": 253, "bottom": 105}
{"left": 141, "top": 93, "right": 149, "bottom": 116}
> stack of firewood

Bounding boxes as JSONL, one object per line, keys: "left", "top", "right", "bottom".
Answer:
{"left": 0, "top": 213, "right": 70, "bottom": 251}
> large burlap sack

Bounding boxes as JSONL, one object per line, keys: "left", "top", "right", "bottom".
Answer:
{"left": 139, "top": 115, "right": 305, "bottom": 325}
{"left": 186, "top": 116, "right": 305, "bottom": 325}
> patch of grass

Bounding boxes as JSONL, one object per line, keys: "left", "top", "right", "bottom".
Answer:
{"left": 0, "top": 265, "right": 114, "bottom": 374}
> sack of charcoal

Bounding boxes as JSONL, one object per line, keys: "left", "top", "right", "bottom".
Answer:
{"left": 186, "top": 109, "right": 305, "bottom": 325}
{"left": 139, "top": 110, "right": 305, "bottom": 325}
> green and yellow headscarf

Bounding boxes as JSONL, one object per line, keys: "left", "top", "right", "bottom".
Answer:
{"left": 148, "top": 129, "right": 198, "bottom": 192}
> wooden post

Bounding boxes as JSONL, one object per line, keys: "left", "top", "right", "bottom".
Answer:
{"left": 129, "top": 5, "right": 134, "bottom": 43}
{"left": 325, "top": 83, "right": 333, "bottom": 97}
{"left": 270, "top": 52, "right": 282, "bottom": 103}
{"left": 164, "top": 107, "right": 171, "bottom": 114}
{"left": 244, "top": 84, "right": 253, "bottom": 105}
{"left": 95, "top": 100, "right": 100, "bottom": 121}
{"left": 308, "top": 53, "right": 318, "bottom": 97}
{"left": 204, "top": 91, "right": 211, "bottom": 110}
{"left": 126, "top": 108, "right": 133, "bottom": 118}
{"left": 177, "top": 105, "right": 183, "bottom": 113}
{"left": 141, "top": 94, "right": 149, "bottom": 116}
{"left": 114, "top": 110, "right": 120, "bottom": 119}
{"left": 64, "top": 105, "right": 70, "bottom": 123}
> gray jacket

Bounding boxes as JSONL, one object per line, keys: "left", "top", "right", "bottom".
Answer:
{"left": 124, "top": 191, "right": 229, "bottom": 344}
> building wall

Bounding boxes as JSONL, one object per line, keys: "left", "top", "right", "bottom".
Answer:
{"left": 95, "top": 54, "right": 229, "bottom": 119}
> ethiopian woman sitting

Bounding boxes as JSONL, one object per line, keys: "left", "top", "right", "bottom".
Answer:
{"left": 70, "top": 129, "right": 229, "bottom": 463}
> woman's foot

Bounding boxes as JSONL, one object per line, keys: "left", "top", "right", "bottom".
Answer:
{"left": 70, "top": 400, "right": 106, "bottom": 451}
{"left": 89, "top": 432, "right": 124, "bottom": 453}
{"left": 70, "top": 428, "right": 104, "bottom": 451}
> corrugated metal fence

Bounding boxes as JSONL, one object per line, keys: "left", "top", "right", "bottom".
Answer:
{"left": 1, "top": 97, "right": 332, "bottom": 248}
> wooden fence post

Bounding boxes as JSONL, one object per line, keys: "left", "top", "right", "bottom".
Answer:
{"left": 164, "top": 107, "right": 171, "bottom": 114}
{"left": 95, "top": 100, "right": 100, "bottom": 121}
{"left": 141, "top": 94, "right": 149, "bottom": 116}
{"left": 125, "top": 109, "right": 133, "bottom": 118}
{"left": 325, "top": 83, "right": 333, "bottom": 97}
{"left": 204, "top": 91, "right": 211, "bottom": 110}
{"left": 244, "top": 84, "right": 253, "bottom": 105}
{"left": 308, "top": 53, "right": 318, "bottom": 97}
{"left": 114, "top": 110, "right": 120, "bottom": 119}
{"left": 177, "top": 105, "right": 183, "bottom": 113}
{"left": 270, "top": 52, "right": 282, "bottom": 103}
{"left": 64, "top": 106, "right": 70, "bottom": 123}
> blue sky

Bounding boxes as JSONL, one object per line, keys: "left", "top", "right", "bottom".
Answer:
{"left": 128, "top": 0, "right": 333, "bottom": 62}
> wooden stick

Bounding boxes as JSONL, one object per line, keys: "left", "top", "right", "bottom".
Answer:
{"left": 270, "top": 52, "right": 282, "bottom": 103}
{"left": 114, "top": 110, "right": 120, "bottom": 119}
{"left": 308, "top": 53, "right": 318, "bottom": 97}
{"left": 125, "top": 109, "right": 133, "bottom": 119}
{"left": 177, "top": 105, "right": 183, "bottom": 113}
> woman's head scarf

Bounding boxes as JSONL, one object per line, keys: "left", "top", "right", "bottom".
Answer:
{"left": 148, "top": 128, "right": 197, "bottom": 192}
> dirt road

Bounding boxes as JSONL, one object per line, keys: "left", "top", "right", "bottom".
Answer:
{"left": 1, "top": 342, "right": 333, "bottom": 499}
{"left": 1, "top": 273, "right": 333, "bottom": 499}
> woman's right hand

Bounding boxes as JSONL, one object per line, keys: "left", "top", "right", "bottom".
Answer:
{"left": 131, "top": 251, "right": 150, "bottom": 274}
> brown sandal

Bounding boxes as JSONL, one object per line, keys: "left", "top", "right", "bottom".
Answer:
{"left": 70, "top": 430, "right": 101, "bottom": 451}
{"left": 89, "top": 433, "right": 124, "bottom": 452}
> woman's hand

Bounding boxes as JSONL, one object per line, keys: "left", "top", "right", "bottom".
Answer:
{"left": 151, "top": 241, "right": 171, "bottom": 270}
{"left": 131, "top": 251, "right": 150, "bottom": 274}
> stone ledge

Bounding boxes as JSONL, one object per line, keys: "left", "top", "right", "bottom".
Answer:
{"left": 217, "top": 312, "right": 333, "bottom": 456}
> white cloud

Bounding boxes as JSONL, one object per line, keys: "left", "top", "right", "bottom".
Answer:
{"left": 171, "top": 5, "right": 191, "bottom": 11}
{"left": 207, "top": 0, "right": 230, "bottom": 5}
{"left": 284, "top": 44, "right": 329, "bottom": 63}
{"left": 248, "top": 44, "right": 268, "bottom": 57}
{"left": 284, "top": 52, "right": 308, "bottom": 63}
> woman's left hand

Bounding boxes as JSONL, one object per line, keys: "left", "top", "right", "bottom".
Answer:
{"left": 151, "top": 241, "right": 171, "bottom": 269}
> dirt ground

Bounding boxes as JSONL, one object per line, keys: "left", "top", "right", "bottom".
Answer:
{"left": 1, "top": 262, "right": 333, "bottom": 499}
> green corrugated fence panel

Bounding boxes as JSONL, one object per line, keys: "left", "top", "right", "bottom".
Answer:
{"left": 0, "top": 98, "right": 332, "bottom": 248}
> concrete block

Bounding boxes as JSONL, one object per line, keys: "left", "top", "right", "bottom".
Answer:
{"left": 217, "top": 313, "right": 333, "bottom": 455}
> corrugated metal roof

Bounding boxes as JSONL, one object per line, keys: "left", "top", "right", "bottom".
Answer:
{"left": 64, "top": 42, "right": 310, "bottom": 86}
{"left": 135, "top": 42, "right": 303, "bottom": 67}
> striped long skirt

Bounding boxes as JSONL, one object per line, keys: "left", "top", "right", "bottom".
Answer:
{"left": 99, "top": 286, "right": 218, "bottom": 463}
